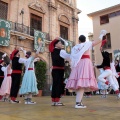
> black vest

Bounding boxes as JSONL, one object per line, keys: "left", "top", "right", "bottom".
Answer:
{"left": 12, "top": 57, "right": 22, "bottom": 70}
{"left": 0, "top": 65, "right": 4, "bottom": 76}
{"left": 51, "top": 48, "right": 64, "bottom": 67}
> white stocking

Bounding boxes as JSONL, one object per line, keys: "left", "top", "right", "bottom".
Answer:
{"left": 76, "top": 88, "right": 84, "bottom": 103}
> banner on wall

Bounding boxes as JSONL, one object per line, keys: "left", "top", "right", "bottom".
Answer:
{"left": 34, "top": 30, "right": 46, "bottom": 52}
{"left": 114, "top": 49, "right": 120, "bottom": 60}
{"left": 65, "top": 40, "right": 73, "bottom": 54}
{"left": 0, "top": 19, "right": 11, "bottom": 46}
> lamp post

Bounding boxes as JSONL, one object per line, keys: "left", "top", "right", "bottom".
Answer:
{"left": 88, "top": 32, "right": 96, "bottom": 77}
{"left": 20, "top": 8, "right": 24, "bottom": 32}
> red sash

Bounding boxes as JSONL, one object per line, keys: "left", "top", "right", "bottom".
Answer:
{"left": 81, "top": 55, "right": 90, "bottom": 59}
{"left": 52, "top": 66, "right": 64, "bottom": 69}
{"left": 12, "top": 70, "right": 22, "bottom": 74}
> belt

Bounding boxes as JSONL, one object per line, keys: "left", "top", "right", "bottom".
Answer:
{"left": 52, "top": 66, "right": 64, "bottom": 69}
{"left": 12, "top": 70, "right": 22, "bottom": 74}
{"left": 28, "top": 68, "right": 33, "bottom": 70}
{"left": 0, "top": 76, "right": 4, "bottom": 78}
{"left": 7, "top": 74, "right": 11, "bottom": 77}
{"left": 104, "top": 67, "right": 111, "bottom": 70}
{"left": 81, "top": 55, "right": 90, "bottom": 59}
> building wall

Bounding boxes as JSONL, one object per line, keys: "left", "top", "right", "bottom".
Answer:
{"left": 0, "top": 0, "right": 80, "bottom": 94}
{"left": 89, "top": 5, "right": 120, "bottom": 77}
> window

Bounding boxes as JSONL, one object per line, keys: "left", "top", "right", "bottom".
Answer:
{"left": 116, "top": 10, "right": 120, "bottom": 16}
{"left": 103, "top": 33, "right": 111, "bottom": 49}
{"left": 100, "top": 15, "right": 109, "bottom": 25}
{"left": 30, "top": 14, "right": 42, "bottom": 35}
{"left": 0, "top": 1, "right": 8, "bottom": 20}
{"left": 64, "top": 0, "right": 68, "bottom": 2}
{"left": 60, "top": 25, "right": 68, "bottom": 40}
{"left": 30, "top": 14, "right": 42, "bottom": 31}
{"left": 109, "top": 12, "right": 116, "bottom": 18}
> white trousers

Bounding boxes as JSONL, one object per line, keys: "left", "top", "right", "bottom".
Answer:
{"left": 98, "top": 69, "right": 119, "bottom": 91}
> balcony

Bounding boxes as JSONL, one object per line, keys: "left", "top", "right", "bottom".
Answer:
{"left": 10, "top": 21, "right": 50, "bottom": 40}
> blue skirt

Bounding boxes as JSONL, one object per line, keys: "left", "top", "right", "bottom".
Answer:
{"left": 19, "top": 70, "right": 38, "bottom": 95}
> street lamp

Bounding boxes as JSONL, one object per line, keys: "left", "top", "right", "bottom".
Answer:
{"left": 20, "top": 8, "right": 24, "bottom": 32}
{"left": 88, "top": 33, "right": 96, "bottom": 77}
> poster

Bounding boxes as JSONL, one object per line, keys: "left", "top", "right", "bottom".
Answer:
{"left": 34, "top": 30, "right": 46, "bottom": 52}
{"left": 0, "top": 19, "right": 11, "bottom": 46}
{"left": 65, "top": 40, "right": 73, "bottom": 54}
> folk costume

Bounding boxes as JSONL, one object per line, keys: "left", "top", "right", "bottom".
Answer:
{"left": 0, "top": 53, "right": 6, "bottom": 87}
{"left": 0, "top": 60, "right": 6, "bottom": 101}
{"left": 97, "top": 68, "right": 109, "bottom": 98}
{"left": 115, "top": 61, "right": 120, "bottom": 90}
{"left": 97, "top": 51, "right": 120, "bottom": 98}
{"left": 0, "top": 64, "right": 12, "bottom": 101}
{"left": 10, "top": 49, "right": 26, "bottom": 103}
{"left": 0, "top": 53, "right": 7, "bottom": 101}
{"left": 66, "top": 30, "right": 107, "bottom": 108}
{"left": 19, "top": 53, "right": 38, "bottom": 104}
{"left": 49, "top": 38, "right": 70, "bottom": 106}
{"left": 0, "top": 60, "right": 5, "bottom": 88}
{"left": 19, "top": 43, "right": 41, "bottom": 105}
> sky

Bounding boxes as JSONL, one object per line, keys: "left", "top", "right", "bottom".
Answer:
{"left": 77, "top": 0, "right": 120, "bottom": 40}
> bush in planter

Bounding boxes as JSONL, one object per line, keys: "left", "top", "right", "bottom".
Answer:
{"left": 35, "top": 61, "right": 47, "bottom": 91}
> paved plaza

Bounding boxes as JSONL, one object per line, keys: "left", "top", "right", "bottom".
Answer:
{"left": 0, "top": 95, "right": 120, "bottom": 120}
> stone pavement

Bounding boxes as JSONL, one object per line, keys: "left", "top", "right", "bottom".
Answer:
{"left": 0, "top": 95, "right": 120, "bottom": 120}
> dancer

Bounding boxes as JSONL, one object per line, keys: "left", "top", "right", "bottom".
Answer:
{"left": 19, "top": 42, "right": 42, "bottom": 105}
{"left": 66, "top": 30, "right": 107, "bottom": 108}
{"left": 0, "top": 53, "right": 7, "bottom": 101}
{"left": 49, "top": 37, "right": 70, "bottom": 106}
{"left": 97, "top": 49, "right": 120, "bottom": 99}
{"left": 97, "top": 68, "right": 109, "bottom": 98}
{"left": 0, "top": 61, "right": 12, "bottom": 102}
{"left": 0, "top": 53, "right": 6, "bottom": 87}
{"left": 115, "top": 60, "right": 120, "bottom": 90}
{"left": 10, "top": 48, "right": 27, "bottom": 103}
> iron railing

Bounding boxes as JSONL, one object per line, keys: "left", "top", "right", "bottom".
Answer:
{"left": 10, "top": 21, "right": 50, "bottom": 40}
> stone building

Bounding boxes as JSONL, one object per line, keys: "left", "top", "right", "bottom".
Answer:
{"left": 0, "top": 0, "right": 80, "bottom": 94}
{"left": 88, "top": 4, "right": 120, "bottom": 77}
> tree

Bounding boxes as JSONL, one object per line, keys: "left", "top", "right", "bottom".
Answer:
{"left": 35, "top": 61, "right": 47, "bottom": 90}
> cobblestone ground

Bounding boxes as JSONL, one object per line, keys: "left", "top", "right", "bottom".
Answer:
{"left": 0, "top": 95, "right": 120, "bottom": 120}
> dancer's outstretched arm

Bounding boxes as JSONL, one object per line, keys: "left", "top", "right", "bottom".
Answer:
{"left": 92, "top": 30, "right": 107, "bottom": 46}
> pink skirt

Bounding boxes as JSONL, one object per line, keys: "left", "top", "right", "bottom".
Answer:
{"left": 66, "top": 58, "right": 98, "bottom": 92}
{"left": 0, "top": 76, "right": 12, "bottom": 95}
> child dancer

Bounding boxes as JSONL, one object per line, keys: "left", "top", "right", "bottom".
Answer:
{"left": 19, "top": 42, "right": 42, "bottom": 104}
{"left": 0, "top": 62, "right": 12, "bottom": 101}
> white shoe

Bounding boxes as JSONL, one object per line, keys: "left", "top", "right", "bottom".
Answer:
{"left": 25, "top": 101, "right": 36, "bottom": 105}
{"left": 117, "top": 93, "right": 120, "bottom": 99}
{"left": 75, "top": 104, "right": 87, "bottom": 109}
{"left": 55, "top": 102, "right": 65, "bottom": 106}
{"left": 10, "top": 100, "right": 21, "bottom": 103}
{"left": 51, "top": 102, "right": 56, "bottom": 106}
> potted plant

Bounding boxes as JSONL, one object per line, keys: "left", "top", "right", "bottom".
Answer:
{"left": 35, "top": 61, "right": 47, "bottom": 96}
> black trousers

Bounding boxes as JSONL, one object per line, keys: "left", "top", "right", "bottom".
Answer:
{"left": 10, "top": 74, "right": 21, "bottom": 98}
{"left": 51, "top": 69, "right": 64, "bottom": 98}
{"left": 117, "top": 77, "right": 120, "bottom": 91}
{"left": 0, "top": 78, "right": 4, "bottom": 88}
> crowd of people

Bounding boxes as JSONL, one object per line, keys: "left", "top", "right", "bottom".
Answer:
{"left": 0, "top": 42, "right": 42, "bottom": 104}
{"left": 1, "top": 29, "right": 120, "bottom": 109}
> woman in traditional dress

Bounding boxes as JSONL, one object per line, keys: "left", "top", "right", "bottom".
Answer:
{"left": 66, "top": 30, "right": 107, "bottom": 108}
{"left": 19, "top": 42, "right": 42, "bottom": 104}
